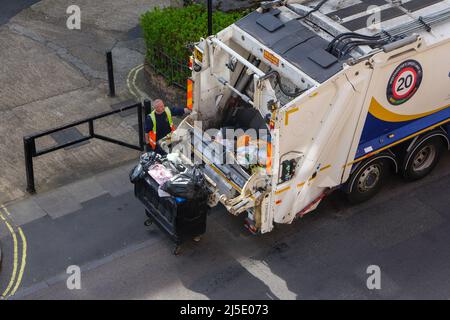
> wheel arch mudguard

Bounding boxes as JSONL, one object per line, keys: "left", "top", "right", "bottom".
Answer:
{"left": 403, "top": 127, "right": 450, "bottom": 171}
{"left": 345, "top": 151, "right": 399, "bottom": 194}
{"left": 406, "top": 127, "right": 450, "bottom": 152}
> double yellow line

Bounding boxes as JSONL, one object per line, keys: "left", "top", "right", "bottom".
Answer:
{"left": 0, "top": 205, "right": 27, "bottom": 299}
{"left": 127, "top": 64, "right": 145, "bottom": 101}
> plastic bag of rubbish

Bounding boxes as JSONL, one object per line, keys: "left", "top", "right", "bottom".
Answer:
{"left": 140, "top": 151, "right": 160, "bottom": 169}
{"left": 166, "top": 153, "right": 187, "bottom": 173}
{"left": 161, "top": 167, "right": 207, "bottom": 200}
{"left": 129, "top": 163, "right": 145, "bottom": 184}
{"left": 129, "top": 151, "right": 160, "bottom": 184}
{"left": 148, "top": 163, "right": 176, "bottom": 186}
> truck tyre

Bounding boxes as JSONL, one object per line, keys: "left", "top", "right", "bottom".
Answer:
{"left": 402, "top": 137, "right": 444, "bottom": 181}
{"left": 346, "top": 158, "right": 389, "bottom": 204}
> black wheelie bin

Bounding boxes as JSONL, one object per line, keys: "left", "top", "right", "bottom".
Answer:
{"left": 132, "top": 157, "right": 209, "bottom": 254}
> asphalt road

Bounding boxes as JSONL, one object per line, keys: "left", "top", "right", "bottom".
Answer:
{"left": 0, "top": 152, "right": 448, "bottom": 299}
{"left": 0, "top": 0, "right": 41, "bottom": 25}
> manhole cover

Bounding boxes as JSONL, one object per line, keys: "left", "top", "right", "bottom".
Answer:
{"left": 50, "top": 127, "right": 89, "bottom": 150}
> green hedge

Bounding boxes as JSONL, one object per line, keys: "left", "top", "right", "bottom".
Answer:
{"left": 140, "top": 4, "right": 247, "bottom": 88}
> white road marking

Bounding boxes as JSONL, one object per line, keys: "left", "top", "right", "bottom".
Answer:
{"left": 237, "top": 257, "right": 297, "bottom": 300}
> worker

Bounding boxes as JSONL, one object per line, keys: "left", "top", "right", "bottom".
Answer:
{"left": 144, "top": 99, "right": 191, "bottom": 153}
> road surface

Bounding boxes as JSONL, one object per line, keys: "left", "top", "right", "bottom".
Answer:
{"left": 0, "top": 153, "right": 449, "bottom": 299}
{"left": 0, "top": 0, "right": 41, "bottom": 25}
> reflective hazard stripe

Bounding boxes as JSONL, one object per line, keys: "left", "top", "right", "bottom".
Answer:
{"left": 148, "top": 131, "right": 157, "bottom": 149}
{"left": 150, "top": 111, "right": 157, "bottom": 133}
{"left": 187, "top": 79, "right": 193, "bottom": 110}
{"left": 266, "top": 142, "right": 272, "bottom": 175}
{"left": 165, "top": 108, "right": 174, "bottom": 129}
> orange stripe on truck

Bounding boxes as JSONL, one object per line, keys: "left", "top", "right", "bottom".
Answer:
{"left": 187, "top": 79, "right": 193, "bottom": 110}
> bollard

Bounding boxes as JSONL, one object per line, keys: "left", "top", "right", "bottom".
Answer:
{"left": 24, "top": 137, "right": 36, "bottom": 194}
{"left": 106, "top": 51, "right": 116, "bottom": 97}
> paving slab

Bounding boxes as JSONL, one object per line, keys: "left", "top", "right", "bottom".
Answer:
{"left": 111, "top": 99, "right": 139, "bottom": 117}
{"left": 0, "top": 27, "right": 89, "bottom": 111}
{"left": 34, "top": 187, "right": 83, "bottom": 219}
{"left": 96, "top": 166, "right": 134, "bottom": 197}
{"left": 64, "top": 177, "right": 108, "bottom": 204}
{"left": 5, "top": 198, "right": 48, "bottom": 226}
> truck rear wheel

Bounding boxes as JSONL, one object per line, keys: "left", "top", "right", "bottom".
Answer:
{"left": 402, "top": 138, "right": 444, "bottom": 181}
{"left": 346, "top": 158, "right": 389, "bottom": 204}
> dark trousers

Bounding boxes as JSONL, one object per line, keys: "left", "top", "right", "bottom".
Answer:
{"left": 146, "top": 144, "right": 166, "bottom": 155}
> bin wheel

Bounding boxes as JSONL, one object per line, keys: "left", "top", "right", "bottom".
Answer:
{"left": 173, "top": 245, "right": 182, "bottom": 256}
{"left": 144, "top": 219, "right": 153, "bottom": 227}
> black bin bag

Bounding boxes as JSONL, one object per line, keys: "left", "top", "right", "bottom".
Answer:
{"left": 162, "top": 167, "right": 208, "bottom": 200}
{"left": 129, "top": 152, "right": 160, "bottom": 184}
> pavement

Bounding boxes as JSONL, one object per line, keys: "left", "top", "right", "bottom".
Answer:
{"left": 0, "top": 0, "right": 182, "bottom": 204}
{"left": 0, "top": 152, "right": 448, "bottom": 299}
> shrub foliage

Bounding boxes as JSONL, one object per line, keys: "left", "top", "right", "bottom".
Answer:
{"left": 140, "top": 4, "right": 247, "bottom": 87}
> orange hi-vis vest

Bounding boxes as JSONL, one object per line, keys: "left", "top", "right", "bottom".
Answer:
{"left": 148, "top": 108, "right": 175, "bottom": 150}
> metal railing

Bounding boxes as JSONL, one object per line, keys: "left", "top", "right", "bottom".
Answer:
{"left": 146, "top": 48, "right": 191, "bottom": 90}
{"left": 23, "top": 100, "right": 152, "bottom": 194}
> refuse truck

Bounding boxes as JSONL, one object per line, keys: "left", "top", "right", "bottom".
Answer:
{"left": 133, "top": 0, "right": 450, "bottom": 243}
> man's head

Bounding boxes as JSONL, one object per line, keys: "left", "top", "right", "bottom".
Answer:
{"left": 153, "top": 99, "right": 165, "bottom": 114}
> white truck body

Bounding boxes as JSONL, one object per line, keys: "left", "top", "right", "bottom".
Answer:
{"left": 163, "top": 0, "right": 450, "bottom": 234}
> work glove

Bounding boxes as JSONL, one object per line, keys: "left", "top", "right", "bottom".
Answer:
{"left": 184, "top": 108, "right": 192, "bottom": 115}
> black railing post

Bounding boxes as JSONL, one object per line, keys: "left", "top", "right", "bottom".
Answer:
{"left": 88, "top": 120, "right": 94, "bottom": 138}
{"left": 137, "top": 103, "right": 144, "bottom": 150}
{"left": 24, "top": 137, "right": 36, "bottom": 194}
{"left": 106, "top": 51, "right": 116, "bottom": 97}
{"left": 143, "top": 99, "right": 152, "bottom": 116}
{"left": 207, "top": 0, "right": 213, "bottom": 36}
{"left": 143, "top": 99, "right": 152, "bottom": 152}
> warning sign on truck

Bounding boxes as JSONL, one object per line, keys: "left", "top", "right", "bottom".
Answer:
{"left": 387, "top": 60, "right": 423, "bottom": 106}
{"left": 263, "top": 50, "right": 280, "bottom": 67}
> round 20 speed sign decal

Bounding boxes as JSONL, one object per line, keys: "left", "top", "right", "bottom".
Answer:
{"left": 387, "top": 60, "right": 423, "bottom": 105}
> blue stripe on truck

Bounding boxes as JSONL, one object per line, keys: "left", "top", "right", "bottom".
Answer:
{"left": 356, "top": 106, "right": 450, "bottom": 159}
